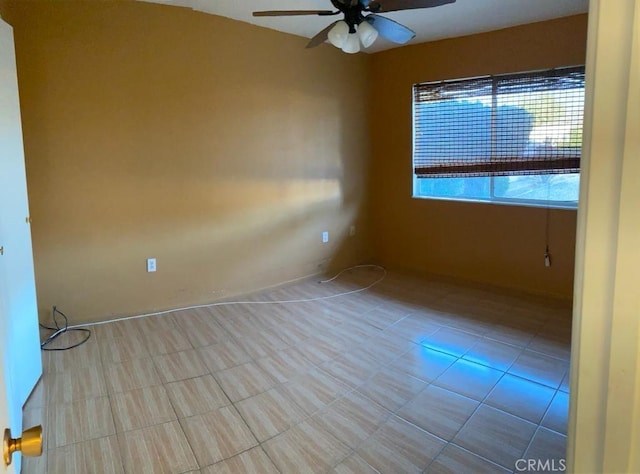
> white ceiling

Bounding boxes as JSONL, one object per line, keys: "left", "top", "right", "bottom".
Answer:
{"left": 140, "top": 0, "right": 589, "bottom": 53}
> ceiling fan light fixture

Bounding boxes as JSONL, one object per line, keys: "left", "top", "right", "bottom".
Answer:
{"left": 341, "top": 31, "right": 361, "bottom": 54}
{"left": 327, "top": 20, "right": 349, "bottom": 48}
{"left": 358, "top": 20, "right": 378, "bottom": 48}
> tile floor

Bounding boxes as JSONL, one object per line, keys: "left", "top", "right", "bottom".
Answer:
{"left": 22, "top": 268, "right": 571, "bottom": 473}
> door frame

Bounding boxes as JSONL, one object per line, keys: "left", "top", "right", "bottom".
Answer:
{"left": 568, "top": 0, "right": 640, "bottom": 472}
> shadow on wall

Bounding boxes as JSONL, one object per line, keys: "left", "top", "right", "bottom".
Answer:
{"left": 4, "top": 0, "right": 372, "bottom": 324}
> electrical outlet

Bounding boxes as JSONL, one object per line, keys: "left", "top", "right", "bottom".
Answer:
{"left": 349, "top": 225, "right": 356, "bottom": 237}
{"left": 147, "top": 258, "right": 156, "bottom": 273}
{"left": 322, "top": 231, "right": 329, "bottom": 243}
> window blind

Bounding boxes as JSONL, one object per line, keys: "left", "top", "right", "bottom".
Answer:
{"left": 413, "top": 66, "right": 585, "bottom": 178}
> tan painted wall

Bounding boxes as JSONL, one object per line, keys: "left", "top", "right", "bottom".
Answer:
{"left": 370, "top": 15, "right": 588, "bottom": 300}
{"left": 2, "top": 1, "right": 371, "bottom": 324}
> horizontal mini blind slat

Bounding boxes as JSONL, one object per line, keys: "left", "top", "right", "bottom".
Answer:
{"left": 413, "top": 66, "right": 585, "bottom": 178}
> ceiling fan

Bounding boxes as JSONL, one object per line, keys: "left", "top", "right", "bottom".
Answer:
{"left": 253, "top": 0, "right": 456, "bottom": 53}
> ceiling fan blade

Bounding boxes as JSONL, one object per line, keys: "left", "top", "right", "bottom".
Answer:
{"left": 306, "top": 21, "right": 339, "bottom": 48}
{"left": 365, "top": 14, "right": 416, "bottom": 44}
{"left": 253, "top": 10, "right": 337, "bottom": 17}
{"left": 371, "top": 0, "right": 455, "bottom": 13}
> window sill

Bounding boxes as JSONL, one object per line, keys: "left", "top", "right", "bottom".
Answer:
{"left": 411, "top": 195, "right": 578, "bottom": 210}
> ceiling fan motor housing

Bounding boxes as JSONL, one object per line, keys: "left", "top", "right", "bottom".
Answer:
{"left": 330, "top": 0, "right": 375, "bottom": 32}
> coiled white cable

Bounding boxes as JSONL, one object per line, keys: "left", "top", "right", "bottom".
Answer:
{"left": 68, "top": 264, "right": 386, "bottom": 329}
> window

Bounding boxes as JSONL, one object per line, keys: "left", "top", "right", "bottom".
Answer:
{"left": 412, "top": 66, "right": 585, "bottom": 207}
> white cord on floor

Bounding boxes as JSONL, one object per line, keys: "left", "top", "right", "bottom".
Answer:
{"left": 68, "top": 264, "right": 387, "bottom": 329}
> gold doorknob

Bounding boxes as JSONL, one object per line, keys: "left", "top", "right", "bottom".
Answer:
{"left": 3, "top": 425, "right": 42, "bottom": 466}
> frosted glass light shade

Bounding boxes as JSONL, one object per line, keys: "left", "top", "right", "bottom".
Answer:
{"left": 341, "top": 32, "right": 361, "bottom": 54}
{"left": 328, "top": 21, "right": 349, "bottom": 48}
{"left": 358, "top": 21, "right": 378, "bottom": 48}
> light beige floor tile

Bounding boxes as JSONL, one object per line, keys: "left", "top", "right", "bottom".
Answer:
{"left": 560, "top": 371, "right": 570, "bottom": 393}
{"left": 110, "top": 385, "right": 176, "bottom": 432}
{"left": 153, "top": 349, "right": 209, "bottom": 383}
{"left": 422, "top": 327, "right": 481, "bottom": 357}
{"left": 463, "top": 338, "right": 523, "bottom": 371}
{"left": 263, "top": 420, "right": 351, "bottom": 474}
{"left": 104, "top": 357, "right": 161, "bottom": 394}
{"left": 311, "top": 298, "right": 352, "bottom": 319}
{"left": 48, "top": 396, "right": 115, "bottom": 448}
{"left": 528, "top": 334, "right": 571, "bottom": 361}
{"left": 142, "top": 327, "right": 193, "bottom": 356}
{"left": 174, "top": 309, "right": 230, "bottom": 348}
{"left": 389, "top": 345, "right": 457, "bottom": 383}
{"left": 311, "top": 328, "right": 358, "bottom": 352}
{"left": 283, "top": 312, "right": 326, "bottom": 330}
{"left": 312, "top": 390, "right": 392, "bottom": 449}
{"left": 509, "top": 350, "right": 568, "bottom": 389}
{"left": 541, "top": 391, "right": 569, "bottom": 435}
{"left": 198, "top": 339, "right": 253, "bottom": 372}
{"left": 332, "top": 320, "right": 380, "bottom": 346}
{"left": 360, "top": 305, "right": 411, "bottom": 329}
{"left": 236, "top": 388, "right": 306, "bottom": 442}
{"left": 378, "top": 298, "right": 425, "bottom": 315}
{"left": 537, "top": 321, "right": 572, "bottom": 343}
{"left": 428, "top": 443, "right": 511, "bottom": 474}
{"left": 91, "top": 319, "right": 143, "bottom": 341}
{"left": 255, "top": 346, "right": 316, "bottom": 383}
{"left": 374, "top": 330, "right": 419, "bottom": 352}
{"left": 524, "top": 427, "right": 567, "bottom": 466}
{"left": 165, "top": 374, "right": 230, "bottom": 418}
{"left": 296, "top": 337, "right": 343, "bottom": 365}
{"left": 234, "top": 329, "right": 289, "bottom": 359}
{"left": 356, "top": 415, "right": 446, "bottom": 474}
{"left": 434, "top": 359, "right": 503, "bottom": 401}
{"left": 397, "top": 385, "right": 479, "bottom": 441}
{"left": 181, "top": 406, "right": 258, "bottom": 466}
{"left": 352, "top": 333, "right": 413, "bottom": 366}
{"left": 118, "top": 420, "right": 198, "bottom": 474}
{"left": 99, "top": 333, "right": 150, "bottom": 364}
{"left": 200, "top": 446, "right": 279, "bottom": 474}
{"left": 275, "top": 321, "right": 314, "bottom": 345}
{"left": 386, "top": 317, "right": 442, "bottom": 344}
{"left": 43, "top": 334, "right": 101, "bottom": 373}
{"left": 129, "top": 314, "right": 179, "bottom": 335}
{"left": 438, "top": 312, "right": 497, "bottom": 336}
{"left": 484, "top": 323, "right": 536, "bottom": 348}
{"left": 330, "top": 453, "right": 378, "bottom": 474}
{"left": 333, "top": 300, "right": 372, "bottom": 320}
{"left": 321, "top": 351, "right": 380, "bottom": 388}
{"left": 206, "top": 305, "right": 251, "bottom": 329}
{"left": 356, "top": 366, "right": 427, "bottom": 412}
{"left": 24, "top": 377, "right": 46, "bottom": 409}
{"left": 216, "top": 314, "right": 264, "bottom": 341}
{"left": 36, "top": 270, "right": 569, "bottom": 474}
{"left": 214, "top": 362, "right": 278, "bottom": 402}
{"left": 453, "top": 405, "right": 537, "bottom": 470}
{"left": 485, "top": 374, "right": 555, "bottom": 423}
{"left": 45, "top": 365, "right": 107, "bottom": 406}
{"left": 409, "top": 306, "right": 452, "bottom": 321}
{"left": 47, "top": 435, "right": 124, "bottom": 474}
{"left": 278, "top": 368, "right": 351, "bottom": 415}
{"left": 21, "top": 451, "right": 48, "bottom": 474}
